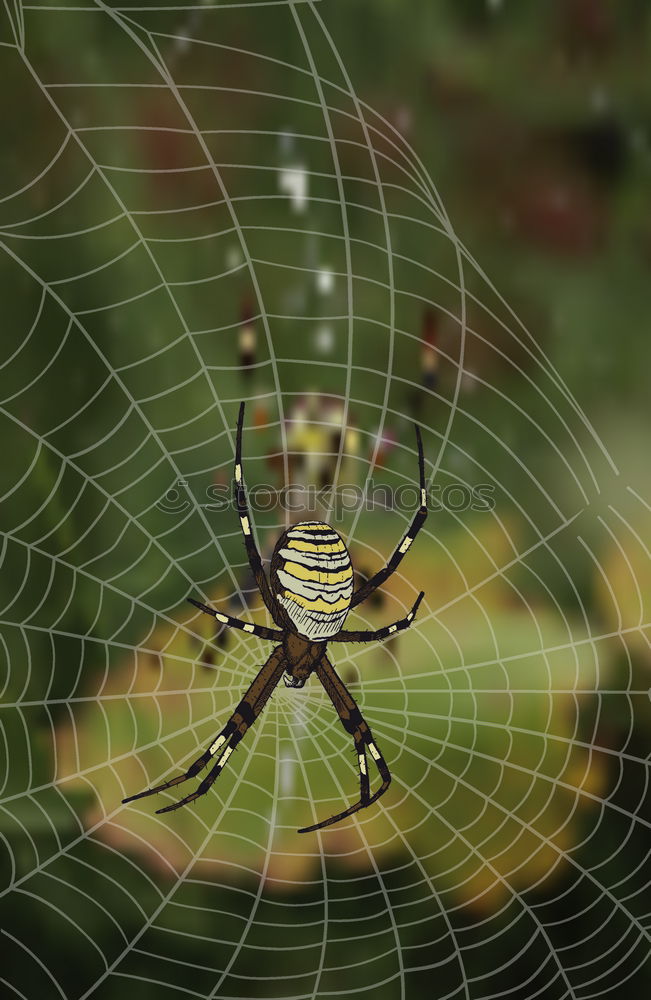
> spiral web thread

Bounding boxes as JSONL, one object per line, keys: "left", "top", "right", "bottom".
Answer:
{"left": 0, "top": 2, "right": 650, "bottom": 999}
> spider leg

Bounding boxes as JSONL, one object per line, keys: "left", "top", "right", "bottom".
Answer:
{"left": 331, "top": 591, "right": 424, "bottom": 643}
{"left": 350, "top": 424, "right": 427, "bottom": 609}
{"left": 235, "top": 402, "right": 283, "bottom": 624}
{"left": 122, "top": 646, "right": 285, "bottom": 811}
{"left": 297, "top": 655, "right": 391, "bottom": 834}
{"left": 155, "top": 754, "right": 230, "bottom": 814}
{"left": 187, "top": 598, "right": 283, "bottom": 641}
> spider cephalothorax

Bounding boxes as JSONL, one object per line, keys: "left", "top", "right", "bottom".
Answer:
{"left": 123, "top": 402, "right": 427, "bottom": 833}
{"left": 280, "top": 632, "right": 326, "bottom": 688}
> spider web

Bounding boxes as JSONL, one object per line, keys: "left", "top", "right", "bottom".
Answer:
{"left": 1, "top": 2, "right": 650, "bottom": 999}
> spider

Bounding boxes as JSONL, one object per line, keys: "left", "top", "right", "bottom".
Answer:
{"left": 123, "top": 403, "right": 428, "bottom": 833}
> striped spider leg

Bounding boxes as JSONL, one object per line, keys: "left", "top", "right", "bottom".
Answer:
{"left": 349, "top": 424, "right": 428, "bottom": 609}
{"left": 234, "top": 400, "right": 283, "bottom": 625}
{"left": 187, "top": 598, "right": 282, "bottom": 641}
{"left": 298, "top": 592, "right": 424, "bottom": 833}
{"left": 122, "top": 644, "right": 285, "bottom": 814}
{"left": 333, "top": 591, "right": 424, "bottom": 643}
{"left": 299, "top": 656, "right": 391, "bottom": 834}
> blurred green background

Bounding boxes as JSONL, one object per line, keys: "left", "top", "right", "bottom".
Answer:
{"left": 1, "top": 1, "right": 650, "bottom": 998}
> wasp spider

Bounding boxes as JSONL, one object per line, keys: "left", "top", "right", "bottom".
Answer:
{"left": 123, "top": 403, "right": 427, "bottom": 832}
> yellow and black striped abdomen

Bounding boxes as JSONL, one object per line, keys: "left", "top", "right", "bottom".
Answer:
{"left": 271, "top": 522, "right": 353, "bottom": 640}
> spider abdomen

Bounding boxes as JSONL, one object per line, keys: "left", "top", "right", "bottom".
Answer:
{"left": 271, "top": 522, "right": 353, "bottom": 640}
